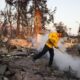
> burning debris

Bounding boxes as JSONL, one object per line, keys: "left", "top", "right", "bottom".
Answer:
{"left": 7, "top": 39, "right": 32, "bottom": 48}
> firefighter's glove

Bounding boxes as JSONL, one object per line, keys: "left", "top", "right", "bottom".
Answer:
{"left": 55, "top": 47, "right": 59, "bottom": 49}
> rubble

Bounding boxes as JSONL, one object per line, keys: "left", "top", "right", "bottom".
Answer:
{"left": 0, "top": 47, "right": 80, "bottom": 80}
{"left": 0, "top": 64, "right": 7, "bottom": 75}
{"left": 7, "top": 39, "right": 32, "bottom": 48}
{"left": 0, "top": 41, "right": 79, "bottom": 80}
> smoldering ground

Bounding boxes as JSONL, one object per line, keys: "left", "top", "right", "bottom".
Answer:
{"left": 34, "top": 33, "right": 80, "bottom": 78}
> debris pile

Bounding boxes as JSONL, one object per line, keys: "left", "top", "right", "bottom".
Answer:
{"left": 8, "top": 39, "right": 32, "bottom": 48}
{"left": 0, "top": 47, "right": 79, "bottom": 80}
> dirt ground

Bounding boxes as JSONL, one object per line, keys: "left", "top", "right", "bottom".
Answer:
{"left": 0, "top": 47, "right": 80, "bottom": 80}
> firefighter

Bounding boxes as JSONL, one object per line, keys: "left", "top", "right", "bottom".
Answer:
{"left": 32, "top": 30, "right": 62, "bottom": 67}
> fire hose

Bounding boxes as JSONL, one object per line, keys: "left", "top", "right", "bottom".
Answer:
{"left": 57, "top": 48, "right": 65, "bottom": 54}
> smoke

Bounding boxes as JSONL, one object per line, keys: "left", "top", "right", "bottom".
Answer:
{"left": 35, "top": 33, "right": 80, "bottom": 78}
{"left": 54, "top": 49, "right": 80, "bottom": 78}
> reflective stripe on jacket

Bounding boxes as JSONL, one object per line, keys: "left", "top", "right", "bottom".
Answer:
{"left": 45, "top": 32, "right": 60, "bottom": 48}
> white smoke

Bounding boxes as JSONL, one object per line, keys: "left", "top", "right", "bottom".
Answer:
{"left": 54, "top": 49, "right": 80, "bottom": 78}
{"left": 36, "top": 33, "right": 80, "bottom": 78}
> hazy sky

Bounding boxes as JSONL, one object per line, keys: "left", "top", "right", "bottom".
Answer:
{"left": 47, "top": 0, "right": 80, "bottom": 35}
{"left": 0, "top": 0, "right": 80, "bottom": 35}
{"left": 0, "top": 0, "right": 6, "bottom": 10}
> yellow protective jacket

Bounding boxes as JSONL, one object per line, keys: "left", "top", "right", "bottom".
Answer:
{"left": 46, "top": 32, "right": 60, "bottom": 48}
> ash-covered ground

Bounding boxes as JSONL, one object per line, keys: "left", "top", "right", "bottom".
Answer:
{"left": 0, "top": 48, "right": 80, "bottom": 80}
{"left": 0, "top": 34, "right": 80, "bottom": 80}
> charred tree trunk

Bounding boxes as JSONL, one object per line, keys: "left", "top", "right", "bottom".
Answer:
{"left": 16, "top": 2, "right": 20, "bottom": 37}
{"left": 9, "top": 6, "right": 12, "bottom": 38}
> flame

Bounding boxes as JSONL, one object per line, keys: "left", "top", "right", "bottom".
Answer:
{"left": 34, "top": 8, "right": 42, "bottom": 37}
